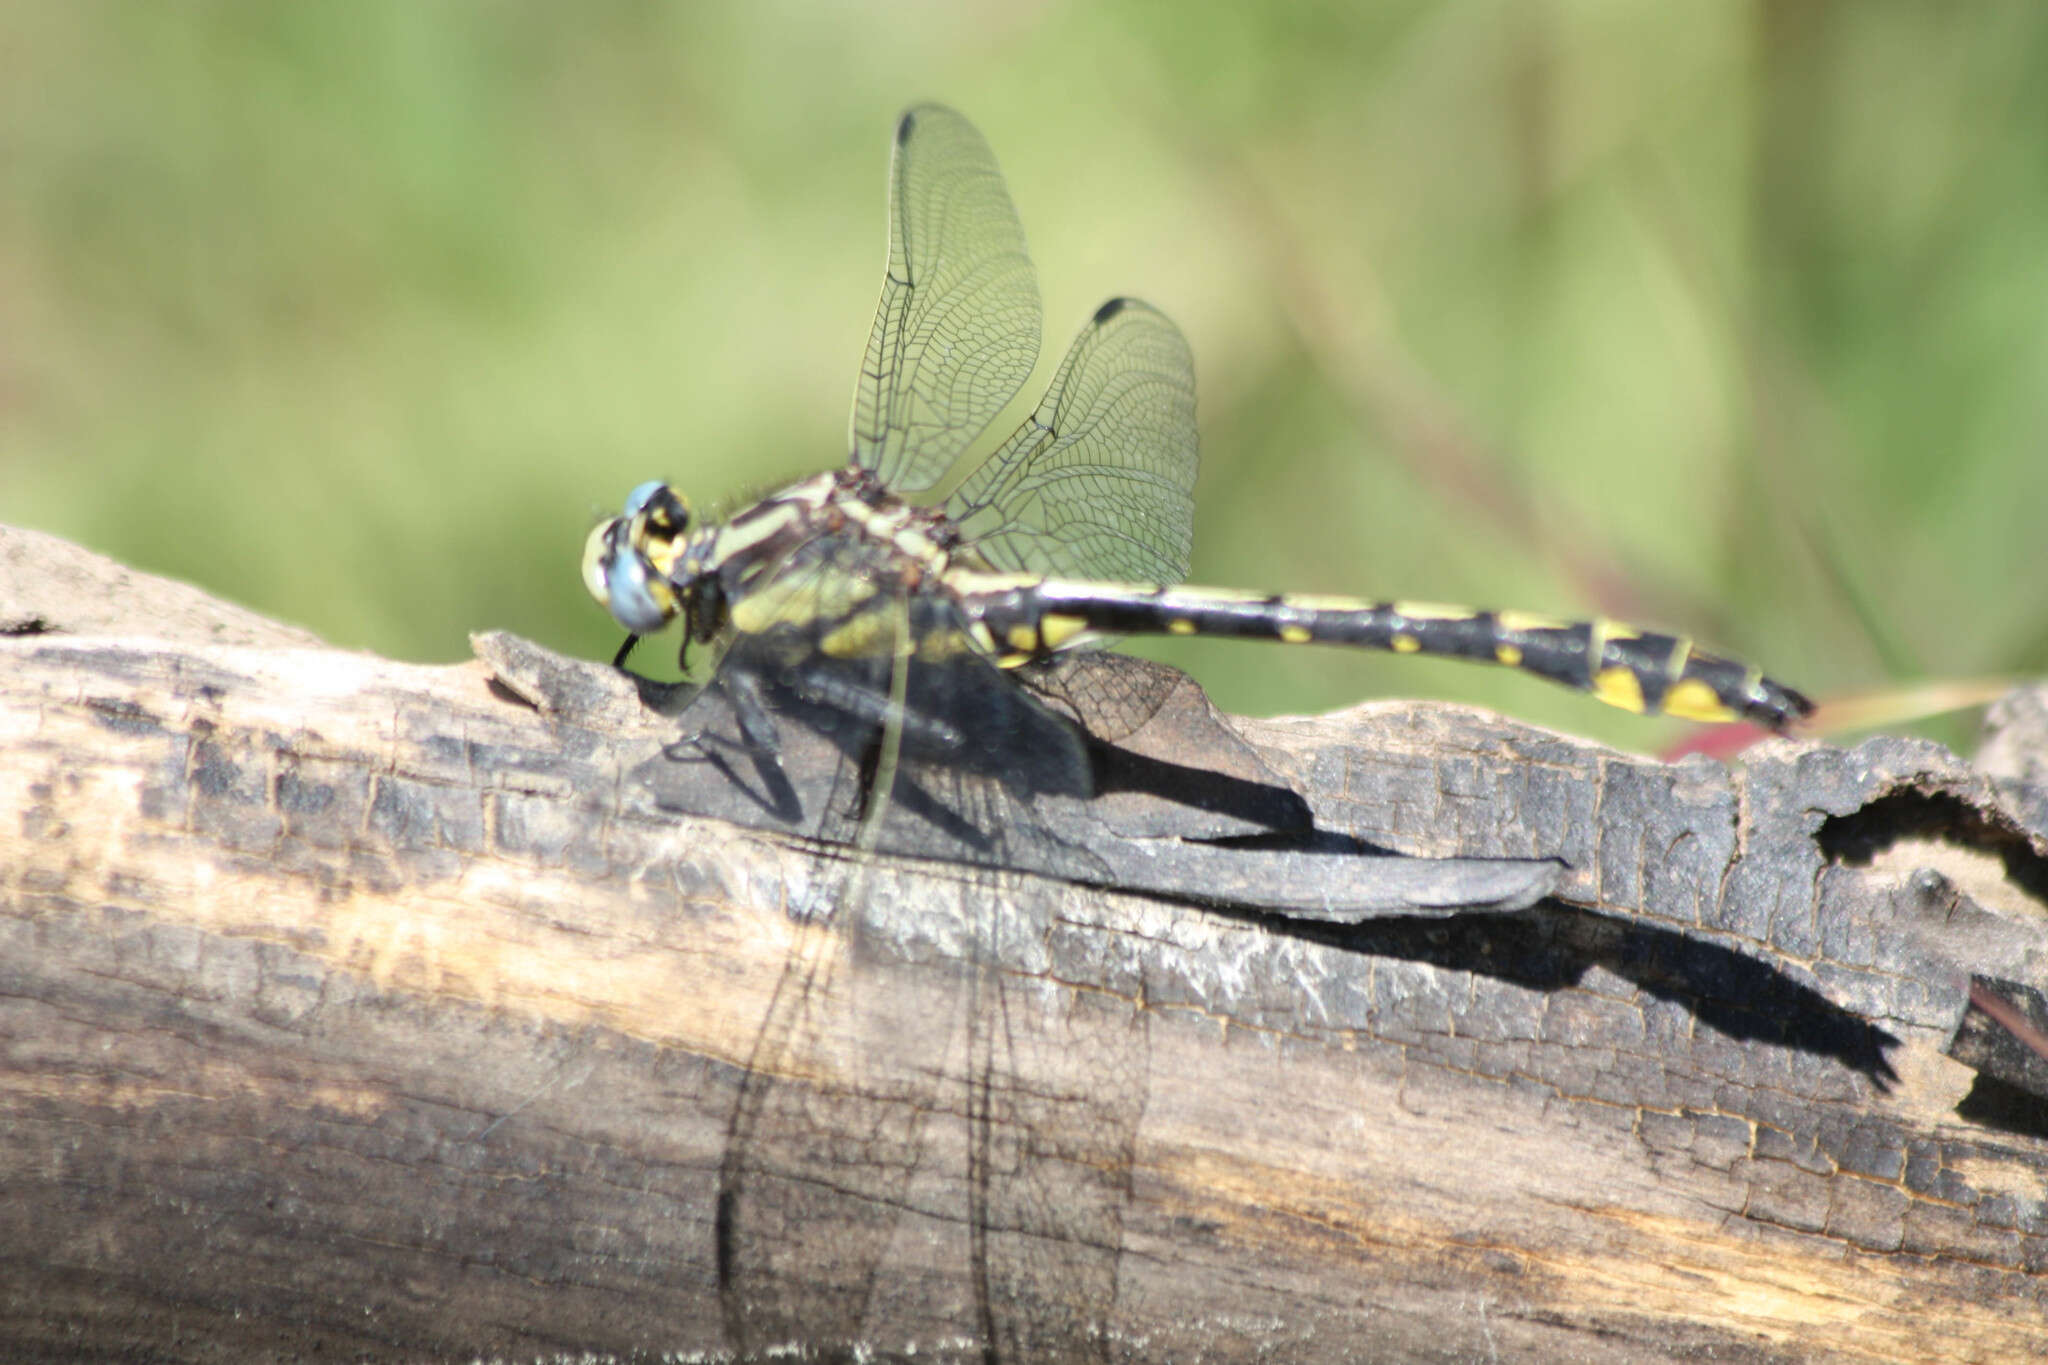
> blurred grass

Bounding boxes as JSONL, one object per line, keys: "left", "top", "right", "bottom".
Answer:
{"left": 5, "top": 0, "right": 2045, "bottom": 752}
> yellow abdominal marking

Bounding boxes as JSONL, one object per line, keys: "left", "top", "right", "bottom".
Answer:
{"left": 947, "top": 569, "right": 1043, "bottom": 593}
{"left": 1168, "top": 586, "right": 1268, "bottom": 605}
{"left": 1037, "top": 614, "right": 1090, "bottom": 650}
{"left": 1391, "top": 601, "right": 1478, "bottom": 621}
{"left": 1392, "top": 635, "right": 1422, "bottom": 653}
{"left": 1497, "top": 609, "right": 1568, "bottom": 633}
{"left": 1662, "top": 677, "right": 1739, "bottom": 723}
{"left": 1005, "top": 624, "right": 1040, "bottom": 653}
{"left": 1279, "top": 625, "right": 1312, "bottom": 644}
{"left": 1495, "top": 644, "right": 1523, "bottom": 666}
{"left": 1167, "top": 618, "right": 1197, "bottom": 635}
{"left": 1592, "top": 666, "right": 1647, "bottom": 713}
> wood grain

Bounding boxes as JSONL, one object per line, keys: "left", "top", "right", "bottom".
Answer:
{"left": 3, "top": 524, "right": 2045, "bottom": 1362}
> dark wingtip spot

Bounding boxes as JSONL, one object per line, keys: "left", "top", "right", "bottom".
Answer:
{"left": 1093, "top": 296, "right": 1132, "bottom": 324}
{"left": 896, "top": 109, "right": 917, "bottom": 145}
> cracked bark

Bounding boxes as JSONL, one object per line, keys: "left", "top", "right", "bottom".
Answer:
{"left": 4, "top": 523, "right": 2046, "bottom": 1364}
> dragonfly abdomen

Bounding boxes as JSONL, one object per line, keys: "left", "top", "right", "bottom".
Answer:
{"left": 970, "top": 579, "right": 1813, "bottom": 731}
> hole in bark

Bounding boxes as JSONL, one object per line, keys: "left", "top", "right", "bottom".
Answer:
{"left": 1817, "top": 788, "right": 2048, "bottom": 908}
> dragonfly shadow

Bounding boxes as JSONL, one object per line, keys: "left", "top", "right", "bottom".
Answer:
{"left": 1283, "top": 903, "right": 1901, "bottom": 1091}
{"left": 533, "top": 630, "right": 1865, "bottom": 1086}
{"left": 1086, "top": 737, "right": 1313, "bottom": 837}
{"left": 639, "top": 648, "right": 1325, "bottom": 876}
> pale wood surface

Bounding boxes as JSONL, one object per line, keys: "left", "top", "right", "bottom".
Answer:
{"left": 4, "top": 523, "right": 2046, "bottom": 1363}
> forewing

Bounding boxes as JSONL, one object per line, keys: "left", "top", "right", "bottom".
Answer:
{"left": 708, "top": 577, "right": 1121, "bottom": 1356}
{"left": 713, "top": 589, "right": 941, "bottom": 1357}
{"left": 947, "top": 297, "right": 1197, "bottom": 585}
{"left": 716, "top": 873, "right": 940, "bottom": 1357}
{"left": 973, "top": 964, "right": 1147, "bottom": 1364}
{"left": 851, "top": 103, "right": 1041, "bottom": 493}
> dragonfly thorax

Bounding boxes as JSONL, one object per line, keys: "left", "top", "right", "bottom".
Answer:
{"left": 588, "top": 464, "right": 984, "bottom": 656}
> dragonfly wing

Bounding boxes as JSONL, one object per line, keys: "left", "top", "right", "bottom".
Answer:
{"left": 707, "top": 571, "right": 1131, "bottom": 1356}
{"left": 948, "top": 297, "right": 1197, "bottom": 586}
{"left": 972, "top": 968, "right": 1147, "bottom": 1364}
{"left": 851, "top": 104, "right": 1041, "bottom": 494}
{"left": 716, "top": 878, "right": 943, "bottom": 1356}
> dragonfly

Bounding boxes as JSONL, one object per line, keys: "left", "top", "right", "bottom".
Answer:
{"left": 585, "top": 122, "right": 1811, "bottom": 740}
{"left": 581, "top": 104, "right": 1812, "bottom": 1359}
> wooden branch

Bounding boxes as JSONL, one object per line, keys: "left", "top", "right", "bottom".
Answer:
{"left": 4, "top": 523, "right": 2046, "bottom": 1362}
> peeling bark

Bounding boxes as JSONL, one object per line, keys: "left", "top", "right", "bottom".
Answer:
{"left": 3, "top": 524, "right": 2045, "bottom": 1363}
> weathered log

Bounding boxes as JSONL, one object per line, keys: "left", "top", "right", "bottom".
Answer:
{"left": 3, "top": 523, "right": 2045, "bottom": 1363}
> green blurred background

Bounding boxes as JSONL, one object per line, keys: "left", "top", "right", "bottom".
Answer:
{"left": 8, "top": 1, "right": 2046, "bottom": 751}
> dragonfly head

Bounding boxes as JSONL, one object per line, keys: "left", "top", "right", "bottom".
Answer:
{"left": 583, "top": 480, "right": 693, "bottom": 634}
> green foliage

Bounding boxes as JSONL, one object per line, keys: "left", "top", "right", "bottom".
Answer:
{"left": 9, "top": 1, "right": 2044, "bottom": 749}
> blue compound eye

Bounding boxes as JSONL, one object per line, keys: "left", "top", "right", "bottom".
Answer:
{"left": 605, "top": 551, "right": 675, "bottom": 634}
{"left": 623, "top": 482, "right": 691, "bottom": 543}
{"left": 582, "top": 516, "right": 677, "bottom": 632}
{"left": 622, "top": 480, "right": 667, "bottom": 517}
